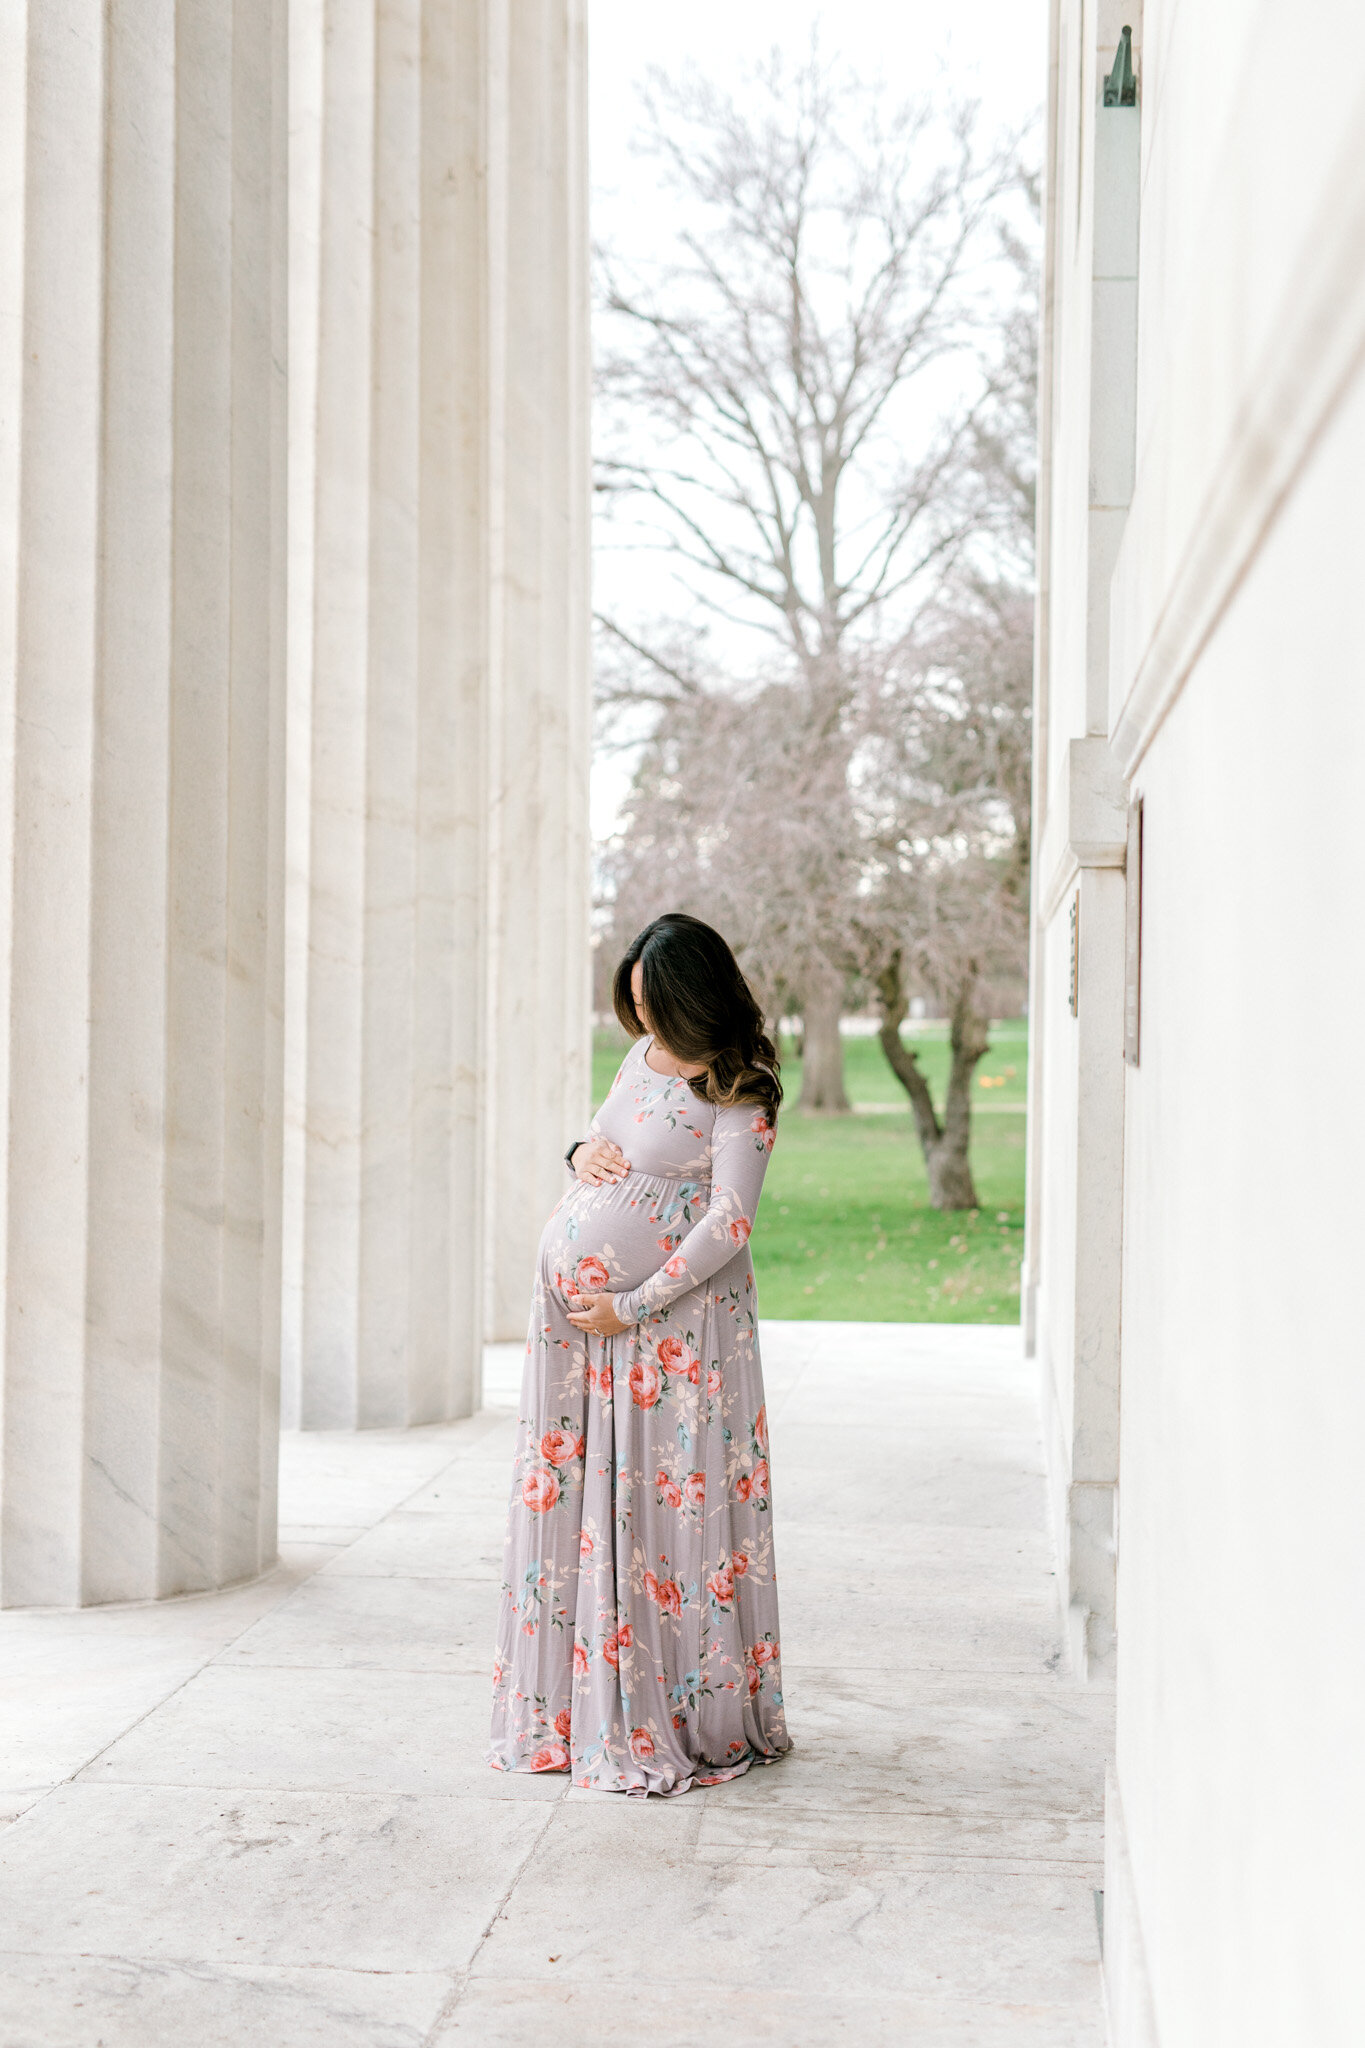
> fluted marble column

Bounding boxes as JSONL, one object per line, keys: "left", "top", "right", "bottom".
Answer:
{"left": 0, "top": 0, "right": 286, "bottom": 1606}
{"left": 286, "top": 0, "right": 590, "bottom": 1409}
{"left": 287, "top": 0, "right": 511, "bottom": 1427}
{"left": 484, "top": 0, "right": 592, "bottom": 1341}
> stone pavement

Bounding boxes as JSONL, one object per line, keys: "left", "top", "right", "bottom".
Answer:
{"left": 0, "top": 1323, "right": 1110, "bottom": 2046}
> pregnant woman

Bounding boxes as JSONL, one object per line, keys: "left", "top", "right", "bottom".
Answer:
{"left": 488, "top": 912, "right": 790, "bottom": 1796}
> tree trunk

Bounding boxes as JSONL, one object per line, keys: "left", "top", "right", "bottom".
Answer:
{"left": 875, "top": 957, "right": 989, "bottom": 1210}
{"left": 797, "top": 970, "right": 850, "bottom": 1113}
{"left": 933, "top": 983, "right": 991, "bottom": 1209}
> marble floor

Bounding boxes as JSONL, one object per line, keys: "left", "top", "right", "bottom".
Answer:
{"left": 0, "top": 1323, "right": 1111, "bottom": 2046}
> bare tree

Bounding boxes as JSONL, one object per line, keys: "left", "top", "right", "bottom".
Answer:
{"left": 859, "top": 608, "right": 1032, "bottom": 1206}
{"left": 854, "top": 222, "right": 1037, "bottom": 1206}
{"left": 596, "top": 46, "right": 1021, "bottom": 1107}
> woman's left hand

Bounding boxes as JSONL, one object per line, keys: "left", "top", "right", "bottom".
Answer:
{"left": 566, "top": 1290, "right": 630, "bottom": 1337}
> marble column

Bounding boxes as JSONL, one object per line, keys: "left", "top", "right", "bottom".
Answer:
{"left": 0, "top": 0, "right": 286, "bottom": 1606}
{"left": 287, "top": 0, "right": 509, "bottom": 1427}
{"left": 286, "top": 0, "right": 590, "bottom": 1406}
{"left": 484, "top": 0, "right": 592, "bottom": 1342}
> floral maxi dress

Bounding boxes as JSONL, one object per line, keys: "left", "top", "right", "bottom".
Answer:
{"left": 488, "top": 1035, "right": 790, "bottom": 1796}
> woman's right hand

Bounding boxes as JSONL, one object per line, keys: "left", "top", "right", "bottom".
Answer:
{"left": 570, "top": 1136, "right": 630, "bottom": 1186}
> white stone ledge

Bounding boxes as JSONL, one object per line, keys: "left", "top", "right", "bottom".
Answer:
{"left": 1040, "top": 737, "right": 1128, "bottom": 928}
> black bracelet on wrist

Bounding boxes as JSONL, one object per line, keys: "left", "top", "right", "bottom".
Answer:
{"left": 564, "top": 1140, "right": 584, "bottom": 1169}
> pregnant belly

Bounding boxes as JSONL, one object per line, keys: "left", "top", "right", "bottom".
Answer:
{"left": 540, "top": 1172, "right": 709, "bottom": 1298}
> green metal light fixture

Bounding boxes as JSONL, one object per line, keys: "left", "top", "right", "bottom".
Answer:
{"left": 1103, "top": 25, "right": 1137, "bottom": 107}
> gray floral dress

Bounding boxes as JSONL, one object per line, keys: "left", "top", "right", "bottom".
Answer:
{"left": 488, "top": 1035, "right": 789, "bottom": 1796}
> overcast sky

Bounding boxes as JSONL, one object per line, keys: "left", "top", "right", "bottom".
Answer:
{"left": 589, "top": 0, "right": 1048, "bottom": 201}
{"left": 585, "top": 0, "right": 1048, "bottom": 839}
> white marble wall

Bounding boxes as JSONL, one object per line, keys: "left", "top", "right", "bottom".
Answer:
{"left": 0, "top": 0, "right": 286, "bottom": 1606}
{"left": 1036, "top": 0, "right": 1365, "bottom": 2039}
{"left": 284, "top": 0, "right": 591, "bottom": 1404}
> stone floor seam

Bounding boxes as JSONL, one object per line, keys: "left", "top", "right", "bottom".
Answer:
{"left": 423, "top": 1802, "right": 563, "bottom": 2042}
{"left": 4, "top": 1561, "right": 339, "bottom": 1828}
{"left": 0, "top": 1324, "right": 1111, "bottom": 2046}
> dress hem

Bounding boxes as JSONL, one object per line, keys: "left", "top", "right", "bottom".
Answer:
{"left": 485, "top": 1739, "right": 792, "bottom": 1800}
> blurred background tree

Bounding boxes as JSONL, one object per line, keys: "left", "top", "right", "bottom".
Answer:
{"left": 596, "top": 43, "right": 1035, "bottom": 1204}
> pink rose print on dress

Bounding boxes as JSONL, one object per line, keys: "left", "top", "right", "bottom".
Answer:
{"left": 683, "top": 1471, "right": 706, "bottom": 1506}
{"left": 728, "top": 1215, "right": 752, "bottom": 1247}
{"left": 554, "top": 1707, "right": 572, "bottom": 1740}
{"left": 601, "top": 1625, "right": 633, "bottom": 1670}
{"left": 707, "top": 1366, "right": 722, "bottom": 1398}
{"left": 574, "top": 1254, "right": 610, "bottom": 1291}
{"left": 629, "top": 1727, "right": 655, "bottom": 1764}
{"left": 746, "top": 1662, "right": 761, "bottom": 1696}
{"left": 707, "top": 1564, "right": 734, "bottom": 1605}
{"left": 750, "top": 1112, "right": 775, "bottom": 1151}
{"left": 630, "top": 1359, "right": 662, "bottom": 1409}
{"left": 657, "top": 1233, "right": 681, "bottom": 1253}
{"left": 572, "top": 1642, "right": 590, "bottom": 1676}
{"left": 755, "top": 1404, "right": 768, "bottom": 1453}
{"left": 733, "top": 1549, "right": 750, "bottom": 1577}
{"left": 752, "top": 1638, "right": 779, "bottom": 1665}
{"left": 579, "top": 1530, "right": 593, "bottom": 1560}
{"left": 733, "top": 1474, "right": 752, "bottom": 1503}
{"left": 522, "top": 1469, "right": 560, "bottom": 1512}
{"left": 589, "top": 1358, "right": 612, "bottom": 1400}
{"left": 645, "top": 1572, "right": 681, "bottom": 1615}
{"left": 751, "top": 1458, "right": 770, "bottom": 1497}
{"left": 658, "top": 1335, "right": 701, "bottom": 1384}
{"left": 655, "top": 1469, "right": 682, "bottom": 1508}
{"left": 541, "top": 1428, "right": 580, "bottom": 1467}
{"left": 663, "top": 1254, "right": 688, "bottom": 1278}
{"left": 529, "top": 1741, "right": 570, "bottom": 1772}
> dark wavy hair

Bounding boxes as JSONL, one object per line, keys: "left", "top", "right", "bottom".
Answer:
{"left": 612, "top": 913, "right": 782, "bottom": 1124}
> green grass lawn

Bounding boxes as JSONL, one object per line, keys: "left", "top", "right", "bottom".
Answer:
{"left": 591, "top": 1021, "right": 1027, "bottom": 1324}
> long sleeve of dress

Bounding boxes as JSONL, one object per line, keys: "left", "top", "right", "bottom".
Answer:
{"left": 613, "top": 1101, "right": 775, "bottom": 1325}
{"left": 566, "top": 1061, "right": 630, "bottom": 1180}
